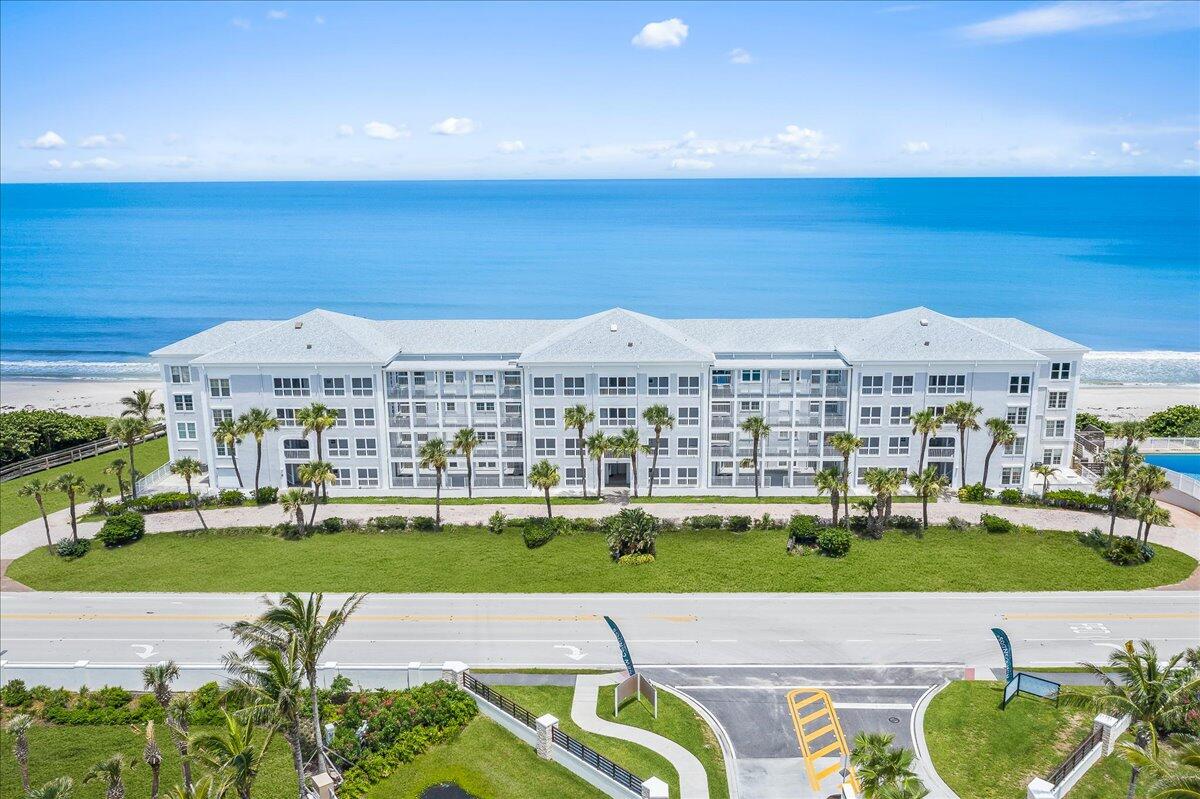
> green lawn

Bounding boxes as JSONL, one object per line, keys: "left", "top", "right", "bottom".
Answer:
{"left": 364, "top": 715, "right": 608, "bottom": 799}
{"left": 330, "top": 495, "right": 598, "bottom": 505}
{"left": 924, "top": 681, "right": 1144, "bottom": 799}
{"left": 631, "top": 494, "right": 925, "bottom": 504}
{"left": 0, "top": 437, "right": 169, "bottom": 534}
{"left": 8, "top": 524, "right": 1194, "bottom": 593}
{"left": 0, "top": 723, "right": 295, "bottom": 799}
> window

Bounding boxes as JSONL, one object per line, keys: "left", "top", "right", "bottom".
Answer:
{"left": 888, "top": 436, "right": 910, "bottom": 456}
{"left": 331, "top": 408, "right": 348, "bottom": 427}
{"left": 826, "top": 370, "right": 844, "bottom": 384}
{"left": 711, "top": 370, "right": 731, "bottom": 386}
{"left": 276, "top": 408, "right": 299, "bottom": 427}
{"left": 473, "top": 372, "right": 496, "bottom": 385}
{"left": 929, "top": 436, "right": 955, "bottom": 455}
{"left": 1050, "top": 362, "right": 1072, "bottom": 380}
{"left": 474, "top": 401, "right": 495, "bottom": 414}
{"left": 326, "top": 467, "right": 350, "bottom": 487}
{"left": 740, "top": 369, "right": 762, "bottom": 382}
{"left": 889, "top": 406, "right": 911, "bottom": 426}
{"left": 677, "top": 437, "right": 699, "bottom": 456}
{"left": 648, "top": 376, "right": 669, "bottom": 395}
{"left": 600, "top": 376, "right": 634, "bottom": 396}
{"left": 328, "top": 438, "right": 349, "bottom": 457}
{"left": 565, "top": 437, "right": 582, "bottom": 456}
{"left": 1048, "top": 391, "right": 1069, "bottom": 410}
{"left": 739, "top": 400, "right": 762, "bottom": 413}
{"left": 647, "top": 436, "right": 667, "bottom": 454}
{"left": 928, "top": 374, "right": 966, "bottom": 394}
{"left": 929, "top": 405, "right": 947, "bottom": 419}
{"left": 1042, "top": 447, "right": 1064, "bottom": 466}
{"left": 209, "top": 378, "right": 230, "bottom": 398}
{"left": 176, "top": 421, "right": 196, "bottom": 440}
{"left": 412, "top": 372, "right": 428, "bottom": 387}
{"left": 532, "top": 376, "right": 556, "bottom": 396}
{"left": 859, "top": 437, "right": 880, "bottom": 456}
{"left": 443, "top": 371, "right": 458, "bottom": 384}
{"left": 678, "top": 407, "right": 699, "bottom": 426}
{"left": 1009, "top": 375, "right": 1031, "bottom": 395}
{"left": 212, "top": 408, "right": 233, "bottom": 426}
{"left": 534, "top": 408, "right": 556, "bottom": 427}
{"left": 859, "top": 406, "right": 882, "bottom": 426}
{"left": 678, "top": 376, "right": 700, "bottom": 395}
{"left": 861, "top": 375, "right": 884, "bottom": 395}
{"left": 354, "top": 437, "right": 377, "bottom": 457}
{"left": 677, "top": 467, "right": 699, "bottom": 486}
{"left": 1001, "top": 466, "right": 1024, "bottom": 486}
{"left": 565, "top": 467, "right": 585, "bottom": 486}
{"left": 357, "top": 467, "right": 380, "bottom": 488}
{"left": 563, "top": 377, "right": 585, "bottom": 396}
{"left": 323, "top": 377, "right": 345, "bottom": 396}
{"left": 1004, "top": 436, "right": 1026, "bottom": 456}
{"left": 170, "top": 366, "right": 191, "bottom": 384}
{"left": 599, "top": 407, "right": 635, "bottom": 427}
{"left": 273, "top": 377, "right": 311, "bottom": 397}
{"left": 283, "top": 439, "right": 309, "bottom": 458}
{"left": 215, "top": 441, "right": 231, "bottom": 458}
{"left": 891, "top": 375, "right": 914, "bottom": 395}
{"left": 1045, "top": 419, "right": 1066, "bottom": 438}
{"left": 856, "top": 467, "right": 870, "bottom": 484}
{"left": 351, "top": 377, "right": 374, "bottom": 397}
{"left": 650, "top": 467, "right": 670, "bottom": 484}
{"left": 173, "top": 393, "right": 193, "bottom": 412}
{"left": 534, "top": 438, "right": 556, "bottom": 457}
{"left": 1006, "top": 406, "right": 1029, "bottom": 425}
{"left": 353, "top": 408, "right": 375, "bottom": 427}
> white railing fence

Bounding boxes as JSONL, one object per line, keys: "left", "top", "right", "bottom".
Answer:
{"left": 134, "top": 462, "right": 174, "bottom": 495}
{"left": 1108, "top": 437, "right": 1200, "bottom": 452}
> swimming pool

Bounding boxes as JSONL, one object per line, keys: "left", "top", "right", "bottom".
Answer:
{"left": 1144, "top": 453, "right": 1200, "bottom": 478}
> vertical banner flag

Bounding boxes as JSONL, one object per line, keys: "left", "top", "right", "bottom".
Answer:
{"left": 991, "top": 627, "right": 1014, "bottom": 682}
{"left": 604, "top": 615, "right": 636, "bottom": 676}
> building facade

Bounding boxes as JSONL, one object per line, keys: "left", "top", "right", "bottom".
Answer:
{"left": 150, "top": 307, "right": 1087, "bottom": 497}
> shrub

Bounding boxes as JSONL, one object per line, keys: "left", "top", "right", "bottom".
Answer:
{"left": 1144, "top": 404, "right": 1200, "bottom": 437}
{"left": 111, "top": 491, "right": 192, "bottom": 515}
{"left": 570, "top": 517, "right": 603, "bottom": 532}
{"left": 487, "top": 510, "right": 507, "bottom": 535}
{"left": 216, "top": 489, "right": 247, "bottom": 507}
{"left": 998, "top": 488, "right": 1024, "bottom": 505}
{"left": 889, "top": 514, "right": 920, "bottom": 531}
{"left": 618, "top": 553, "right": 656, "bottom": 566}
{"left": 946, "top": 516, "right": 972, "bottom": 530}
{"left": 752, "top": 513, "right": 778, "bottom": 530}
{"left": 979, "top": 513, "right": 1015, "bottom": 534}
{"left": 343, "top": 518, "right": 363, "bottom": 532}
{"left": 1078, "top": 527, "right": 1107, "bottom": 549}
{"left": 254, "top": 486, "right": 279, "bottom": 504}
{"left": 658, "top": 517, "right": 679, "bottom": 531}
{"left": 817, "top": 529, "right": 852, "bottom": 558}
{"left": 847, "top": 515, "right": 869, "bottom": 535}
{"left": 686, "top": 514, "right": 723, "bottom": 530}
{"left": 95, "top": 512, "right": 145, "bottom": 548}
{"left": 957, "top": 483, "right": 992, "bottom": 502}
{"left": 56, "top": 537, "right": 91, "bottom": 559}
{"left": 787, "top": 514, "right": 821, "bottom": 546}
{"left": 319, "top": 516, "right": 345, "bottom": 534}
{"left": 1104, "top": 535, "right": 1152, "bottom": 566}
{"left": 725, "top": 515, "right": 752, "bottom": 532}
{"left": 273, "top": 522, "right": 309, "bottom": 541}
{"left": 94, "top": 685, "right": 133, "bottom": 709}
{"left": 1, "top": 679, "right": 31, "bottom": 708}
{"left": 372, "top": 515, "right": 407, "bottom": 531}
{"left": 411, "top": 515, "right": 438, "bottom": 531}
{"left": 522, "top": 517, "right": 563, "bottom": 549}
{"left": 603, "top": 508, "right": 660, "bottom": 559}
{"left": 0, "top": 410, "right": 111, "bottom": 466}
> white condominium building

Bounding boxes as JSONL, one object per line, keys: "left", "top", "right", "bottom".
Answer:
{"left": 151, "top": 307, "right": 1086, "bottom": 497}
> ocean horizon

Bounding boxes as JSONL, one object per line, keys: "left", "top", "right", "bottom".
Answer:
{"left": 2, "top": 177, "right": 1197, "bottom": 384}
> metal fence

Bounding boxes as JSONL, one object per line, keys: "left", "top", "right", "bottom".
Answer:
{"left": 0, "top": 425, "right": 167, "bottom": 482}
{"left": 1047, "top": 727, "right": 1102, "bottom": 786}
{"left": 462, "top": 672, "right": 536, "bottom": 729}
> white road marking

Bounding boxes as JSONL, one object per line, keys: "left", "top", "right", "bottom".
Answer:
{"left": 130, "top": 644, "right": 157, "bottom": 659}
{"left": 677, "top": 684, "right": 933, "bottom": 690}
{"left": 828, "top": 702, "right": 914, "bottom": 710}
{"left": 554, "top": 644, "right": 587, "bottom": 661}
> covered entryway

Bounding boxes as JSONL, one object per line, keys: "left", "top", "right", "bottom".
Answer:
{"left": 605, "top": 462, "right": 630, "bottom": 488}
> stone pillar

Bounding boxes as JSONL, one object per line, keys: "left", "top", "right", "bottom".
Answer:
{"left": 1094, "top": 714, "right": 1125, "bottom": 756}
{"left": 641, "top": 777, "right": 669, "bottom": 799}
{"left": 536, "top": 714, "right": 558, "bottom": 760}
{"left": 1027, "top": 778, "right": 1056, "bottom": 799}
{"left": 441, "top": 660, "right": 468, "bottom": 688}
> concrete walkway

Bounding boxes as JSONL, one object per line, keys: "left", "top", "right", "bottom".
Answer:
{"left": 572, "top": 672, "right": 710, "bottom": 799}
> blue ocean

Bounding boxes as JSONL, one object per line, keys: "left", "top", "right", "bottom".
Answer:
{"left": 1, "top": 178, "right": 1197, "bottom": 383}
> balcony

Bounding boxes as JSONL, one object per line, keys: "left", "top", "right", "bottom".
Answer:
{"left": 794, "top": 445, "right": 821, "bottom": 457}
{"left": 711, "top": 384, "right": 733, "bottom": 398}
{"left": 391, "top": 475, "right": 413, "bottom": 488}
{"left": 502, "top": 414, "right": 522, "bottom": 428}
{"left": 474, "top": 416, "right": 498, "bottom": 428}
{"left": 501, "top": 385, "right": 521, "bottom": 398}
{"left": 442, "top": 385, "right": 467, "bottom": 397}
{"left": 824, "top": 415, "right": 846, "bottom": 427}
{"left": 710, "top": 475, "right": 733, "bottom": 487}
{"left": 736, "top": 446, "right": 755, "bottom": 458}
{"left": 410, "top": 386, "right": 434, "bottom": 398}
{"left": 474, "top": 474, "right": 501, "bottom": 488}
{"left": 766, "top": 445, "right": 791, "bottom": 457}
{"left": 710, "top": 444, "right": 732, "bottom": 457}
{"left": 764, "top": 472, "right": 788, "bottom": 487}
{"left": 388, "top": 415, "right": 411, "bottom": 428}
{"left": 737, "top": 384, "right": 764, "bottom": 397}
{"left": 502, "top": 445, "right": 524, "bottom": 457}
{"left": 825, "top": 385, "right": 848, "bottom": 398}
{"left": 502, "top": 475, "right": 525, "bottom": 488}
{"left": 711, "top": 414, "right": 733, "bottom": 428}
{"left": 822, "top": 446, "right": 842, "bottom": 458}
{"left": 794, "top": 414, "right": 822, "bottom": 427}
{"left": 386, "top": 386, "right": 410, "bottom": 399}
{"left": 767, "top": 384, "right": 793, "bottom": 397}
{"left": 442, "top": 415, "right": 469, "bottom": 427}
{"left": 928, "top": 447, "right": 955, "bottom": 458}
{"left": 472, "top": 385, "right": 498, "bottom": 397}
{"left": 735, "top": 474, "right": 757, "bottom": 486}
{"left": 412, "top": 415, "right": 436, "bottom": 427}
{"left": 389, "top": 446, "right": 413, "bottom": 459}
{"left": 475, "top": 446, "right": 498, "bottom": 458}
{"left": 768, "top": 415, "right": 792, "bottom": 427}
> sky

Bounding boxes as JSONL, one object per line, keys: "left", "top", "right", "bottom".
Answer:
{"left": 2, "top": 0, "right": 1198, "bottom": 182}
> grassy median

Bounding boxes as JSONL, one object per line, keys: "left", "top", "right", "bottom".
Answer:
{"left": 7, "top": 524, "right": 1194, "bottom": 593}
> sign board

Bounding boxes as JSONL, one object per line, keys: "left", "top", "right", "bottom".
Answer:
{"left": 1001, "top": 672, "right": 1061, "bottom": 709}
{"left": 991, "top": 627, "right": 1014, "bottom": 682}
{"left": 604, "top": 615, "right": 636, "bottom": 676}
{"left": 615, "top": 672, "right": 658, "bottom": 719}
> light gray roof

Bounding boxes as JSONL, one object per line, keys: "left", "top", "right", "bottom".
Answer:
{"left": 155, "top": 306, "right": 1086, "bottom": 365}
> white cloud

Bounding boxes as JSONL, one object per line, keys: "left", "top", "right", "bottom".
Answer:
{"left": 231, "top": 17, "right": 251, "bottom": 30}
{"left": 1121, "top": 141, "right": 1144, "bottom": 156}
{"left": 46, "top": 159, "right": 62, "bottom": 170}
{"left": 671, "top": 158, "right": 714, "bottom": 171}
{"left": 902, "top": 140, "right": 931, "bottom": 154}
{"left": 69, "top": 157, "right": 119, "bottom": 170}
{"left": 151, "top": 155, "right": 197, "bottom": 168}
{"left": 163, "top": 132, "right": 183, "bottom": 145}
{"left": 28, "top": 130, "right": 66, "bottom": 149}
{"left": 79, "top": 133, "right": 126, "bottom": 149}
{"left": 728, "top": 48, "right": 753, "bottom": 64}
{"left": 431, "top": 117, "right": 476, "bottom": 135}
{"left": 496, "top": 140, "right": 525, "bottom": 154}
{"left": 773, "top": 125, "right": 837, "bottom": 160}
{"left": 363, "top": 121, "right": 410, "bottom": 141}
{"left": 266, "top": 9, "right": 287, "bottom": 20}
{"left": 960, "top": 1, "right": 1196, "bottom": 42}
{"left": 336, "top": 124, "right": 355, "bottom": 137}
{"left": 632, "top": 18, "right": 688, "bottom": 49}
{"left": 314, "top": 15, "right": 325, "bottom": 24}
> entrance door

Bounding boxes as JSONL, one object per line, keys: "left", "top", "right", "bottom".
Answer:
{"left": 606, "top": 462, "right": 630, "bottom": 488}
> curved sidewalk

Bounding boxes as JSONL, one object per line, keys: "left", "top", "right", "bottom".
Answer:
{"left": 571, "top": 672, "right": 710, "bottom": 799}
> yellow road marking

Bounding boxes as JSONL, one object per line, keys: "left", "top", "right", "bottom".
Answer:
{"left": 0, "top": 612, "right": 696, "bottom": 623}
{"left": 1002, "top": 613, "right": 1196, "bottom": 621}
{"left": 786, "top": 687, "right": 860, "bottom": 793}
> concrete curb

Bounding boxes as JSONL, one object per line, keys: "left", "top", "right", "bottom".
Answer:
{"left": 910, "top": 678, "right": 960, "bottom": 799}
{"left": 654, "top": 680, "right": 740, "bottom": 799}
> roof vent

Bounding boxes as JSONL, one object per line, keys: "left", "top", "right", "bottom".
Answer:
{"left": 924, "top": 340, "right": 930, "bottom": 347}
{"left": 919, "top": 318, "right": 929, "bottom": 327}
{"left": 306, "top": 344, "right": 313, "bottom": 349}
{"left": 627, "top": 341, "right": 634, "bottom": 348}
{"left": 294, "top": 321, "right": 303, "bottom": 330}
{"left": 609, "top": 323, "right": 618, "bottom": 332}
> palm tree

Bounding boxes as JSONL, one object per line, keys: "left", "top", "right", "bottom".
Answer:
{"left": 739, "top": 415, "right": 770, "bottom": 498}
{"left": 238, "top": 408, "right": 278, "bottom": 495}
{"left": 910, "top": 409, "right": 941, "bottom": 472}
{"left": 943, "top": 401, "right": 983, "bottom": 489}
{"left": 278, "top": 489, "right": 309, "bottom": 530}
{"left": 297, "top": 461, "right": 335, "bottom": 530}
{"left": 1137, "top": 501, "right": 1172, "bottom": 545}
{"left": 830, "top": 432, "right": 864, "bottom": 521}
{"left": 296, "top": 403, "right": 338, "bottom": 499}
{"left": 6, "top": 713, "right": 33, "bottom": 792}
{"left": 104, "top": 458, "right": 129, "bottom": 502}
{"left": 107, "top": 417, "right": 150, "bottom": 499}
{"left": 981, "top": 418, "right": 1016, "bottom": 490}
{"left": 226, "top": 592, "right": 366, "bottom": 775}
{"left": 851, "top": 731, "right": 923, "bottom": 798}
{"left": 563, "top": 405, "right": 596, "bottom": 498}
{"left": 528, "top": 459, "right": 561, "bottom": 519}
{"left": 611, "top": 428, "right": 647, "bottom": 497}
{"left": 88, "top": 483, "right": 109, "bottom": 516}
{"left": 1031, "top": 463, "right": 1059, "bottom": 500}
{"left": 1131, "top": 465, "right": 1172, "bottom": 539}
{"left": 223, "top": 640, "right": 308, "bottom": 799}
{"left": 83, "top": 753, "right": 134, "bottom": 799}
{"left": 863, "top": 468, "right": 905, "bottom": 529}
{"left": 814, "top": 467, "right": 843, "bottom": 526}
{"left": 1116, "top": 734, "right": 1200, "bottom": 799}
{"left": 586, "top": 432, "right": 609, "bottom": 500}
{"left": 142, "top": 660, "right": 183, "bottom": 792}
{"left": 189, "top": 712, "right": 272, "bottom": 799}
{"left": 170, "top": 458, "right": 208, "bottom": 531}
{"left": 1097, "top": 455, "right": 1130, "bottom": 540}
{"left": 908, "top": 466, "right": 948, "bottom": 532}
{"left": 452, "top": 428, "right": 480, "bottom": 498}
{"left": 17, "top": 477, "right": 55, "bottom": 551}
{"left": 418, "top": 437, "right": 450, "bottom": 528}
{"left": 120, "top": 388, "right": 162, "bottom": 423}
{"left": 1112, "top": 420, "right": 1149, "bottom": 481}
{"left": 1062, "top": 641, "right": 1200, "bottom": 799}
{"left": 140, "top": 721, "right": 163, "bottom": 799}
{"left": 25, "top": 777, "right": 74, "bottom": 799}
{"left": 164, "top": 695, "right": 192, "bottom": 796}
{"left": 53, "top": 472, "right": 87, "bottom": 542}
{"left": 642, "top": 405, "right": 675, "bottom": 498}
{"left": 213, "top": 418, "right": 245, "bottom": 488}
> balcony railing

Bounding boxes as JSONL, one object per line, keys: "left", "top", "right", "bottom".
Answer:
{"left": 793, "top": 474, "right": 815, "bottom": 487}
{"left": 764, "top": 473, "right": 788, "bottom": 487}
{"left": 825, "top": 385, "right": 849, "bottom": 397}
{"left": 824, "top": 415, "right": 846, "bottom": 427}
{"left": 410, "top": 386, "right": 434, "bottom": 398}
{"left": 474, "top": 474, "right": 501, "bottom": 487}
{"left": 737, "top": 384, "right": 763, "bottom": 397}
{"left": 710, "top": 445, "right": 732, "bottom": 456}
{"left": 416, "top": 475, "right": 438, "bottom": 487}
{"left": 501, "top": 386, "right": 521, "bottom": 398}
{"left": 928, "top": 447, "right": 955, "bottom": 458}
{"left": 766, "top": 445, "right": 791, "bottom": 456}
{"left": 472, "top": 385, "right": 498, "bottom": 397}
{"left": 475, "top": 416, "right": 498, "bottom": 427}
{"left": 794, "top": 446, "right": 821, "bottom": 457}
{"left": 390, "top": 446, "right": 413, "bottom": 459}
{"left": 794, "top": 414, "right": 822, "bottom": 427}
{"left": 475, "top": 447, "right": 498, "bottom": 458}
{"left": 391, "top": 476, "right": 413, "bottom": 488}
{"left": 822, "top": 446, "right": 842, "bottom": 458}
{"left": 443, "top": 415, "right": 469, "bottom": 427}
{"left": 386, "top": 386, "right": 409, "bottom": 399}
{"left": 442, "top": 386, "right": 467, "bottom": 397}
{"left": 710, "top": 475, "right": 733, "bottom": 487}
{"left": 735, "top": 474, "right": 757, "bottom": 486}
{"left": 711, "top": 384, "right": 733, "bottom": 397}
{"left": 388, "top": 416, "right": 411, "bottom": 428}
{"left": 502, "top": 445, "right": 524, "bottom": 457}
{"left": 502, "top": 476, "right": 525, "bottom": 488}
{"left": 412, "top": 415, "right": 436, "bottom": 427}
{"left": 711, "top": 414, "right": 733, "bottom": 428}
{"left": 501, "top": 415, "right": 522, "bottom": 428}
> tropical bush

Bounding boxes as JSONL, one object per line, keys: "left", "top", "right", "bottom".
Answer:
{"left": 603, "top": 507, "right": 660, "bottom": 559}
{"left": 0, "top": 409, "right": 113, "bottom": 466}
{"left": 95, "top": 511, "right": 145, "bottom": 547}
{"left": 847, "top": 514, "right": 870, "bottom": 535}
{"left": 216, "top": 489, "right": 247, "bottom": 507}
{"left": 889, "top": 514, "right": 920, "bottom": 531}
{"left": 272, "top": 522, "right": 309, "bottom": 541}
{"left": 817, "top": 529, "right": 852, "bottom": 558}
{"left": 946, "top": 516, "right": 972, "bottom": 530}
{"left": 725, "top": 515, "right": 752, "bottom": 532}
{"left": 2, "top": 680, "right": 226, "bottom": 725}
{"left": 618, "top": 553, "right": 656, "bottom": 566}
{"left": 372, "top": 515, "right": 407, "bottom": 531}
{"left": 253, "top": 486, "right": 278, "bottom": 504}
{"left": 487, "top": 510, "right": 507, "bottom": 535}
{"left": 1, "top": 678, "right": 31, "bottom": 707}
{"left": 411, "top": 515, "right": 438, "bottom": 531}
{"left": 787, "top": 514, "right": 822, "bottom": 546}
{"left": 998, "top": 488, "right": 1024, "bottom": 504}
{"left": 1143, "top": 404, "right": 1200, "bottom": 437}
{"left": 320, "top": 516, "right": 345, "bottom": 533}
{"left": 109, "top": 491, "right": 192, "bottom": 514}
{"left": 957, "top": 483, "right": 992, "bottom": 502}
{"left": 55, "top": 537, "right": 91, "bottom": 559}
{"left": 1104, "top": 535, "right": 1154, "bottom": 566}
{"left": 686, "top": 514, "right": 723, "bottom": 530}
{"left": 979, "top": 513, "right": 1015, "bottom": 533}
{"left": 1075, "top": 411, "right": 1111, "bottom": 435}
{"left": 522, "top": 517, "right": 563, "bottom": 549}
{"left": 1078, "top": 527, "right": 1107, "bottom": 549}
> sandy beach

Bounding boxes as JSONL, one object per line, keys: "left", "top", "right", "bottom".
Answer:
{"left": 0, "top": 377, "right": 1195, "bottom": 421}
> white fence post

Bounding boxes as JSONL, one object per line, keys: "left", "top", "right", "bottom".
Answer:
{"left": 640, "top": 776, "right": 669, "bottom": 799}
{"left": 536, "top": 714, "right": 558, "bottom": 760}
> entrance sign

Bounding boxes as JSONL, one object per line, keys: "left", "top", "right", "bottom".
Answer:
{"left": 604, "top": 615, "right": 636, "bottom": 676}
{"left": 991, "top": 627, "right": 1014, "bottom": 682}
{"left": 615, "top": 672, "right": 658, "bottom": 718}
